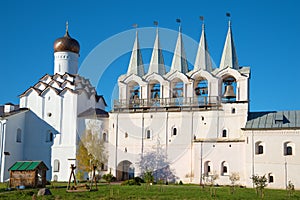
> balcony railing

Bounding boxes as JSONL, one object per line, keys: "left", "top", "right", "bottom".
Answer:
{"left": 113, "top": 96, "right": 220, "bottom": 110}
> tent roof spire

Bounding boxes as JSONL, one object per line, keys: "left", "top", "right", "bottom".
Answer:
{"left": 127, "top": 26, "right": 145, "bottom": 76}
{"left": 148, "top": 22, "right": 166, "bottom": 75}
{"left": 194, "top": 16, "right": 212, "bottom": 72}
{"left": 170, "top": 19, "right": 188, "bottom": 73}
{"left": 219, "top": 13, "right": 239, "bottom": 70}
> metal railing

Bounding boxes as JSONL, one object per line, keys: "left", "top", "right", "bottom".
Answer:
{"left": 113, "top": 96, "right": 220, "bottom": 110}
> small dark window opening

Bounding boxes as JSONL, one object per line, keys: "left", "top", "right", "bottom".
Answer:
{"left": 207, "top": 165, "right": 211, "bottom": 173}
{"left": 103, "top": 133, "right": 107, "bottom": 142}
{"left": 50, "top": 132, "right": 53, "bottom": 142}
{"left": 222, "top": 130, "right": 227, "bottom": 137}
{"left": 173, "top": 128, "right": 177, "bottom": 136}
{"left": 286, "top": 146, "right": 292, "bottom": 155}
{"left": 269, "top": 175, "right": 274, "bottom": 183}
{"left": 231, "top": 108, "right": 236, "bottom": 114}
{"left": 146, "top": 130, "right": 151, "bottom": 139}
{"left": 258, "top": 145, "right": 264, "bottom": 154}
{"left": 223, "top": 166, "right": 228, "bottom": 173}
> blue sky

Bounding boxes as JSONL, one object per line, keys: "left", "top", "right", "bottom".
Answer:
{"left": 0, "top": 0, "right": 299, "bottom": 111}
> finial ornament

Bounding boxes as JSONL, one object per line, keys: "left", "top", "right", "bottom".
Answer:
{"left": 132, "top": 23, "right": 138, "bottom": 28}
{"left": 226, "top": 12, "right": 231, "bottom": 27}
{"left": 154, "top": 21, "right": 158, "bottom": 26}
{"left": 66, "top": 21, "right": 69, "bottom": 33}
{"left": 200, "top": 16, "right": 205, "bottom": 30}
{"left": 176, "top": 18, "right": 181, "bottom": 32}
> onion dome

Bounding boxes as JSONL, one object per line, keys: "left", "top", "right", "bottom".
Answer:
{"left": 53, "top": 22, "right": 80, "bottom": 54}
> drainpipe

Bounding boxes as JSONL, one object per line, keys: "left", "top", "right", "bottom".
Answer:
{"left": 115, "top": 114, "right": 119, "bottom": 179}
{"left": 141, "top": 113, "right": 144, "bottom": 156}
{"left": 251, "top": 130, "right": 254, "bottom": 188}
{"left": 200, "top": 141, "right": 203, "bottom": 186}
{"left": 190, "top": 112, "right": 194, "bottom": 183}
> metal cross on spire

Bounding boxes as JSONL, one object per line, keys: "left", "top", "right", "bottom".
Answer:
{"left": 66, "top": 21, "right": 69, "bottom": 33}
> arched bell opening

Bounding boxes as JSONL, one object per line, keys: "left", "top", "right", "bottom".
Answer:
{"left": 128, "top": 81, "right": 140, "bottom": 107}
{"left": 171, "top": 78, "right": 184, "bottom": 106}
{"left": 222, "top": 76, "right": 237, "bottom": 102}
{"left": 194, "top": 78, "right": 208, "bottom": 105}
{"left": 149, "top": 80, "right": 161, "bottom": 106}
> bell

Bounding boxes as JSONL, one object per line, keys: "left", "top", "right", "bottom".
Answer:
{"left": 223, "top": 85, "right": 236, "bottom": 99}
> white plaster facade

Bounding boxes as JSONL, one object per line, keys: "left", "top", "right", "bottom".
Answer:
{"left": 0, "top": 21, "right": 299, "bottom": 190}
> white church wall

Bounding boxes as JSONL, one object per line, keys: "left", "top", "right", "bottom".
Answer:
{"left": 244, "top": 130, "right": 300, "bottom": 189}
{"left": 23, "top": 111, "right": 54, "bottom": 180}
{"left": 0, "top": 112, "right": 26, "bottom": 182}
{"left": 42, "top": 89, "right": 62, "bottom": 132}
{"left": 193, "top": 141, "right": 245, "bottom": 186}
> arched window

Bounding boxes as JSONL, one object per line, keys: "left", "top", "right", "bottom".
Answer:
{"left": 103, "top": 132, "right": 107, "bottom": 142}
{"left": 54, "top": 159, "right": 60, "bottom": 172}
{"left": 172, "top": 127, "right": 177, "bottom": 136}
{"left": 284, "top": 142, "right": 295, "bottom": 156}
{"left": 222, "top": 129, "right": 227, "bottom": 137}
{"left": 53, "top": 175, "right": 58, "bottom": 182}
{"left": 16, "top": 128, "right": 22, "bottom": 143}
{"left": 255, "top": 141, "right": 264, "bottom": 155}
{"left": 46, "top": 131, "right": 53, "bottom": 142}
{"left": 204, "top": 161, "right": 212, "bottom": 176}
{"left": 221, "top": 161, "right": 229, "bottom": 176}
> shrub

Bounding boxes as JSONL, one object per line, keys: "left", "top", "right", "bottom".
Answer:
{"left": 134, "top": 177, "right": 145, "bottom": 184}
{"left": 121, "top": 179, "right": 141, "bottom": 186}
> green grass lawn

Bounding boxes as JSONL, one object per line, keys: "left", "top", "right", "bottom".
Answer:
{"left": 0, "top": 182, "right": 299, "bottom": 200}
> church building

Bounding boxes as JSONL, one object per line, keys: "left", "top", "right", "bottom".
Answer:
{"left": 0, "top": 20, "right": 299, "bottom": 189}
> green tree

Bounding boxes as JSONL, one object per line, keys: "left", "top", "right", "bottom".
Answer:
{"left": 251, "top": 174, "right": 268, "bottom": 199}
{"left": 76, "top": 120, "right": 108, "bottom": 179}
{"left": 144, "top": 171, "right": 154, "bottom": 190}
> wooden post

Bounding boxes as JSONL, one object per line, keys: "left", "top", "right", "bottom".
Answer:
{"left": 67, "top": 164, "right": 77, "bottom": 190}
{"left": 90, "top": 165, "right": 98, "bottom": 190}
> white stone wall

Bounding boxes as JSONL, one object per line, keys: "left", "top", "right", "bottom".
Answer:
{"left": 0, "top": 112, "right": 26, "bottom": 182}
{"left": 244, "top": 130, "right": 300, "bottom": 189}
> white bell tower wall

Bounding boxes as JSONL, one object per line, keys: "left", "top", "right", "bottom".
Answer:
{"left": 54, "top": 51, "right": 78, "bottom": 75}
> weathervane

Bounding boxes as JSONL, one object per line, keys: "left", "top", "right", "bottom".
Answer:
{"left": 199, "top": 16, "right": 205, "bottom": 29}
{"left": 176, "top": 18, "right": 181, "bottom": 32}
{"left": 153, "top": 21, "right": 158, "bottom": 27}
{"left": 226, "top": 12, "right": 231, "bottom": 26}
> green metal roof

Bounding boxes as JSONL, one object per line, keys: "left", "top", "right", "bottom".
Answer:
{"left": 9, "top": 161, "right": 48, "bottom": 171}
{"left": 244, "top": 111, "right": 300, "bottom": 130}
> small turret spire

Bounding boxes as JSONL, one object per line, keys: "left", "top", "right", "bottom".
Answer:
{"left": 170, "top": 19, "right": 188, "bottom": 73}
{"left": 219, "top": 13, "right": 239, "bottom": 70}
{"left": 148, "top": 21, "right": 166, "bottom": 75}
{"left": 127, "top": 26, "right": 145, "bottom": 76}
{"left": 194, "top": 16, "right": 212, "bottom": 72}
